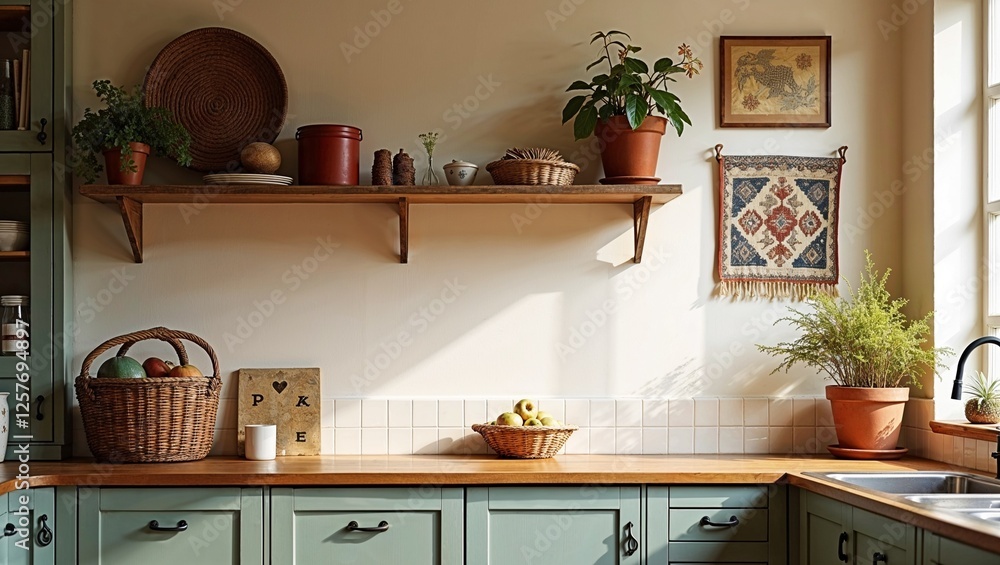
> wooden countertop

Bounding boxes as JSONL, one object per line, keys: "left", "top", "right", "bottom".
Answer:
{"left": 2, "top": 454, "right": 997, "bottom": 553}
{"left": 0, "top": 454, "right": 957, "bottom": 492}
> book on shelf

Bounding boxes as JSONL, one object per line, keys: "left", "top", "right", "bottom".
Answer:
{"left": 17, "top": 50, "right": 28, "bottom": 131}
{"left": 12, "top": 58, "right": 19, "bottom": 126}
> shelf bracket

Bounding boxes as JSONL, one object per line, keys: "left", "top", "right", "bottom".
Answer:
{"left": 398, "top": 197, "right": 409, "bottom": 264}
{"left": 632, "top": 196, "right": 652, "bottom": 263}
{"left": 117, "top": 196, "right": 144, "bottom": 263}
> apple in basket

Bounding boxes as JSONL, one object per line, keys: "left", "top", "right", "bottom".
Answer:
{"left": 142, "top": 357, "right": 174, "bottom": 379}
{"left": 495, "top": 412, "right": 523, "bottom": 426}
{"left": 168, "top": 364, "right": 204, "bottom": 378}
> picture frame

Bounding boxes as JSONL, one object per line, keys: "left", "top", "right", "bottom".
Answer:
{"left": 719, "top": 36, "right": 831, "bottom": 128}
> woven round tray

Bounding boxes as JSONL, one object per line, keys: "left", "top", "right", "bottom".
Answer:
{"left": 485, "top": 159, "right": 580, "bottom": 186}
{"left": 75, "top": 327, "right": 222, "bottom": 463}
{"left": 472, "top": 423, "right": 578, "bottom": 458}
{"left": 144, "top": 27, "right": 288, "bottom": 172}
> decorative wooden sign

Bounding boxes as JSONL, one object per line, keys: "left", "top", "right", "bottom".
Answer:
{"left": 238, "top": 368, "right": 321, "bottom": 456}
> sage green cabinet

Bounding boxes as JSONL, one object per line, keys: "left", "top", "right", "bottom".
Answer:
{"left": 271, "top": 487, "right": 463, "bottom": 564}
{"left": 800, "top": 491, "right": 915, "bottom": 565}
{"left": 648, "top": 485, "right": 787, "bottom": 564}
{"left": 922, "top": 531, "right": 997, "bottom": 564}
{"left": 0, "top": 0, "right": 72, "bottom": 461}
{"left": 0, "top": 488, "right": 55, "bottom": 565}
{"left": 77, "top": 487, "right": 264, "bottom": 565}
{"left": 466, "top": 486, "right": 642, "bottom": 564}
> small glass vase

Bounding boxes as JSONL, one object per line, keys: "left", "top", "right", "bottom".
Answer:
{"left": 422, "top": 155, "right": 441, "bottom": 185}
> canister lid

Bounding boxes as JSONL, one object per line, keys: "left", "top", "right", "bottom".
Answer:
{"left": 295, "top": 124, "right": 363, "bottom": 141}
{"left": 0, "top": 295, "right": 28, "bottom": 306}
{"left": 444, "top": 160, "right": 479, "bottom": 169}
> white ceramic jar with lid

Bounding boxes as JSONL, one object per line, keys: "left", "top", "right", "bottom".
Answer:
{"left": 443, "top": 160, "right": 479, "bottom": 186}
{"left": 1, "top": 295, "right": 29, "bottom": 355}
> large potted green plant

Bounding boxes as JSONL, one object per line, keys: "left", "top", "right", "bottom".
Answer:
{"left": 562, "top": 31, "right": 702, "bottom": 183}
{"left": 72, "top": 80, "right": 192, "bottom": 185}
{"left": 757, "top": 253, "right": 950, "bottom": 456}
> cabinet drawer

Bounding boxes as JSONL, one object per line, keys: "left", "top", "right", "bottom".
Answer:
{"left": 272, "top": 487, "right": 463, "bottom": 565}
{"left": 669, "top": 486, "right": 770, "bottom": 508}
{"left": 669, "top": 508, "right": 768, "bottom": 542}
{"left": 79, "top": 487, "right": 263, "bottom": 565}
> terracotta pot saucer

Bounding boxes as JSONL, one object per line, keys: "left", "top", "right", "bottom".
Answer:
{"left": 827, "top": 445, "right": 908, "bottom": 460}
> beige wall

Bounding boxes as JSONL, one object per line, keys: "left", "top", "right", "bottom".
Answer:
{"left": 70, "top": 1, "right": 908, "bottom": 437}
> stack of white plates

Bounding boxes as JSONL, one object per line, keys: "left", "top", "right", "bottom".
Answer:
{"left": 203, "top": 173, "right": 293, "bottom": 186}
{"left": 0, "top": 220, "right": 29, "bottom": 252}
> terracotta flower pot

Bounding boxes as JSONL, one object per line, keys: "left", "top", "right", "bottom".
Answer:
{"left": 103, "top": 142, "right": 151, "bottom": 185}
{"left": 594, "top": 115, "right": 667, "bottom": 181}
{"left": 826, "top": 385, "right": 909, "bottom": 451}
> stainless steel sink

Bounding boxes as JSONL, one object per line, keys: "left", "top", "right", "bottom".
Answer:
{"left": 969, "top": 511, "right": 1000, "bottom": 523}
{"left": 904, "top": 494, "right": 1000, "bottom": 510}
{"left": 816, "top": 472, "right": 1000, "bottom": 495}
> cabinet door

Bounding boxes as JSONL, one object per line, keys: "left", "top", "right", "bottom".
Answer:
{"left": 0, "top": 0, "right": 54, "bottom": 152}
{"left": 467, "top": 486, "right": 642, "bottom": 565}
{"left": 78, "top": 487, "right": 264, "bottom": 565}
{"left": 922, "top": 531, "right": 999, "bottom": 564}
{"left": 800, "top": 491, "right": 851, "bottom": 565}
{"left": 0, "top": 488, "right": 54, "bottom": 564}
{"left": 849, "top": 508, "right": 914, "bottom": 565}
{"left": 0, "top": 153, "right": 55, "bottom": 452}
{"left": 271, "top": 487, "right": 463, "bottom": 564}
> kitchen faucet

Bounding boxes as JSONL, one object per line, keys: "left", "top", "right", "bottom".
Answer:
{"left": 952, "top": 336, "right": 1000, "bottom": 479}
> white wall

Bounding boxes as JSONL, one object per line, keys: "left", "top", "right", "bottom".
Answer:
{"left": 71, "top": 0, "right": 909, "bottom": 454}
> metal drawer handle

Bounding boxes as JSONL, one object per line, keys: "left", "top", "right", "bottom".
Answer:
{"left": 623, "top": 521, "right": 638, "bottom": 556}
{"left": 838, "top": 532, "right": 849, "bottom": 562}
{"left": 3, "top": 523, "right": 14, "bottom": 537}
{"left": 346, "top": 520, "right": 390, "bottom": 533}
{"left": 148, "top": 520, "right": 188, "bottom": 532}
{"left": 699, "top": 515, "right": 740, "bottom": 528}
{"left": 873, "top": 552, "right": 888, "bottom": 565}
{"left": 36, "top": 118, "right": 47, "bottom": 145}
{"left": 35, "top": 395, "right": 44, "bottom": 421}
{"left": 37, "top": 514, "right": 52, "bottom": 546}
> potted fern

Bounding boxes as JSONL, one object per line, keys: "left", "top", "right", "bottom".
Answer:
{"left": 561, "top": 31, "right": 702, "bottom": 183}
{"left": 964, "top": 371, "right": 1000, "bottom": 424}
{"left": 757, "top": 252, "right": 951, "bottom": 456}
{"left": 72, "top": 80, "right": 192, "bottom": 185}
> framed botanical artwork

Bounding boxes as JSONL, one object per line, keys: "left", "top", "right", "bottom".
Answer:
{"left": 719, "top": 36, "right": 831, "bottom": 128}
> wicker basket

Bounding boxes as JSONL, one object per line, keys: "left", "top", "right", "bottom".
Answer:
{"left": 485, "top": 159, "right": 580, "bottom": 186}
{"left": 472, "top": 423, "right": 578, "bottom": 458}
{"left": 75, "top": 327, "right": 222, "bottom": 463}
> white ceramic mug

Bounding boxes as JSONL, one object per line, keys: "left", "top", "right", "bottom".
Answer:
{"left": 244, "top": 424, "right": 277, "bottom": 460}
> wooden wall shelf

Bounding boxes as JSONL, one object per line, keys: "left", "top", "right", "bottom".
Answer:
{"left": 929, "top": 420, "right": 1000, "bottom": 443}
{"left": 0, "top": 250, "right": 29, "bottom": 261}
{"left": 80, "top": 184, "right": 683, "bottom": 264}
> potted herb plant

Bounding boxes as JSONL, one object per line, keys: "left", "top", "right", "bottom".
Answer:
{"left": 964, "top": 371, "right": 1000, "bottom": 424}
{"left": 757, "top": 252, "right": 951, "bottom": 455}
{"left": 72, "top": 79, "right": 192, "bottom": 185}
{"left": 561, "top": 31, "right": 702, "bottom": 183}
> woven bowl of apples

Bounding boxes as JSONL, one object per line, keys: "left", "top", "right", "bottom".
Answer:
{"left": 472, "top": 399, "right": 577, "bottom": 459}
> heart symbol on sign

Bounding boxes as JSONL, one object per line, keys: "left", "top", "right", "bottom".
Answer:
{"left": 272, "top": 381, "right": 288, "bottom": 394}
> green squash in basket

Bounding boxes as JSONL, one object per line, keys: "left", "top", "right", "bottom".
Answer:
{"left": 96, "top": 355, "right": 147, "bottom": 379}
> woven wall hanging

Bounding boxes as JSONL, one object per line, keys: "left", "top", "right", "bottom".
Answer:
{"left": 715, "top": 144, "right": 847, "bottom": 299}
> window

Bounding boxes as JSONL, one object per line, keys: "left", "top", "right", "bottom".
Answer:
{"left": 987, "top": 0, "right": 1000, "bottom": 360}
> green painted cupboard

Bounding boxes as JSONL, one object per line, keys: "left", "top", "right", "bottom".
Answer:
{"left": 0, "top": 487, "right": 55, "bottom": 564}
{"left": 466, "top": 486, "right": 642, "bottom": 564}
{"left": 800, "top": 491, "right": 916, "bottom": 565}
{"left": 77, "top": 487, "right": 264, "bottom": 565}
{"left": 922, "top": 531, "right": 998, "bottom": 564}
{"left": 271, "top": 487, "right": 464, "bottom": 564}
{"left": 0, "top": 0, "right": 73, "bottom": 461}
{"left": 648, "top": 485, "right": 788, "bottom": 564}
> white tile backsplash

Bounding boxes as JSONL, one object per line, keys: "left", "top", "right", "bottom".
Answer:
{"left": 388, "top": 399, "right": 412, "bottom": 428}
{"left": 208, "top": 395, "right": 884, "bottom": 456}
{"left": 361, "top": 399, "right": 388, "bottom": 428}
{"left": 668, "top": 399, "right": 694, "bottom": 427}
{"left": 438, "top": 400, "right": 464, "bottom": 427}
{"left": 616, "top": 400, "right": 643, "bottom": 427}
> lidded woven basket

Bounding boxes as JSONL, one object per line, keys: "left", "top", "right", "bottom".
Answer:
{"left": 75, "top": 327, "right": 221, "bottom": 463}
